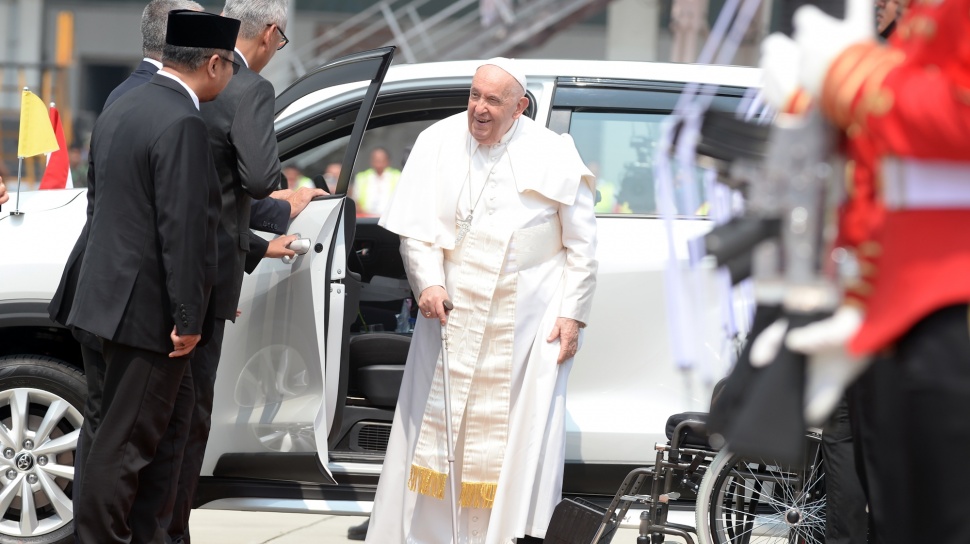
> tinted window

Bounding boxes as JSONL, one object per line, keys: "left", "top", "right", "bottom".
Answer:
{"left": 569, "top": 111, "right": 708, "bottom": 216}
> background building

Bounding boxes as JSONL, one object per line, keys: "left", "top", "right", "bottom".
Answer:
{"left": 0, "top": 0, "right": 771, "bottom": 182}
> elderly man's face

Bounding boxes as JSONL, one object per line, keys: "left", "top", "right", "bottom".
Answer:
{"left": 467, "top": 65, "right": 528, "bottom": 145}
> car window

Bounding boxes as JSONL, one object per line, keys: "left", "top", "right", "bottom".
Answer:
{"left": 351, "top": 118, "right": 441, "bottom": 217}
{"left": 568, "top": 110, "right": 708, "bottom": 217}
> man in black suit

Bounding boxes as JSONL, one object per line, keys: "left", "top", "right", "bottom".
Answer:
{"left": 167, "top": 3, "right": 309, "bottom": 541}
{"left": 49, "top": 3, "right": 203, "bottom": 522}
{"left": 64, "top": 11, "right": 240, "bottom": 543}
{"left": 104, "top": 0, "right": 202, "bottom": 110}
{"left": 49, "top": 2, "right": 320, "bottom": 525}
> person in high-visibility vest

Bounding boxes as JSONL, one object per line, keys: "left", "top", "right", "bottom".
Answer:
{"left": 352, "top": 147, "right": 401, "bottom": 216}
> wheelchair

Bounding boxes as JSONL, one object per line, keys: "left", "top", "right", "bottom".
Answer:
{"left": 548, "top": 412, "right": 826, "bottom": 544}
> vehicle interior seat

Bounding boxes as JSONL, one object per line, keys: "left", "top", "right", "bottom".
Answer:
{"left": 349, "top": 333, "right": 410, "bottom": 407}
{"left": 344, "top": 214, "right": 414, "bottom": 407}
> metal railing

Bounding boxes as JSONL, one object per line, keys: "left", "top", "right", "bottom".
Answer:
{"left": 283, "top": 0, "right": 612, "bottom": 81}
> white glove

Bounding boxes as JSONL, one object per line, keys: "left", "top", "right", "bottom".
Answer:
{"left": 759, "top": 33, "right": 802, "bottom": 111}
{"left": 792, "top": 0, "right": 874, "bottom": 97}
{"left": 749, "top": 318, "right": 789, "bottom": 368}
{"left": 786, "top": 306, "right": 871, "bottom": 425}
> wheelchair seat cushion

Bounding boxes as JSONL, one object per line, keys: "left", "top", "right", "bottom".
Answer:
{"left": 665, "top": 411, "right": 711, "bottom": 449}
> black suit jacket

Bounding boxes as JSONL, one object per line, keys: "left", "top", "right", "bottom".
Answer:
{"left": 48, "top": 60, "right": 162, "bottom": 339}
{"left": 49, "top": 62, "right": 285, "bottom": 333}
{"left": 244, "top": 198, "right": 290, "bottom": 274}
{"left": 250, "top": 197, "right": 289, "bottom": 235}
{"left": 103, "top": 59, "right": 158, "bottom": 110}
{"left": 200, "top": 64, "right": 282, "bottom": 321}
{"left": 66, "top": 75, "right": 220, "bottom": 354}
{"left": 49, "top": 60, "right": 164, "bottom": 337}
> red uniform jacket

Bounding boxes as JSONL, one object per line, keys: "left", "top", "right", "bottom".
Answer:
{"left": 819, "top": 0, "right": 970, "bottom": 355}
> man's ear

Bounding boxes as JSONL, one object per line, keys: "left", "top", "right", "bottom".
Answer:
{"left": 513, "top": 96, "right": 529, "bottom": 118}
{"left": 262, "top": 24, "right": 277, "bottom": 49}
{"left": 206, "top": 54, "right": 221, "bottom": 77}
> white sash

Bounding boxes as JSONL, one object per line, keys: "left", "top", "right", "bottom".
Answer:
{"left": 408, "top": 218, "right": 564, "bottom": 508}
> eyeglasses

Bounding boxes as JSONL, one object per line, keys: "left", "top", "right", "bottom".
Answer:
{"left": 268, "top": 23, "right": 289, "bottom": 50}
{"left": 217, "top": 54, "right": 241, "bottom": 75}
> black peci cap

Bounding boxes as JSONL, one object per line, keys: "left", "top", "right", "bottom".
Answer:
{"left": 165, "top": 10, "right": 240, "bottom": 51}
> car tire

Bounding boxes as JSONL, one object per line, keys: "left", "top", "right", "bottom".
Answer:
{"left": 0, "top": 355, "right": 85, "bottom": 544}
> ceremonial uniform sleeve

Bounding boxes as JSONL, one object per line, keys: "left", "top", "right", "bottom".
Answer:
{"left": 399, "top": 236, "right": 446, "bottom": 297}
{"left": 231, "top": 78, "right": 281, "bottom": 199}
{"left": 558, "top": 176, "right": 598, "bottom": 326}
{"left": 820, "top": 0, "right": 970, "bottom": 159}
{"left": 152, "top": 115, "right": 212, "bottom": 336}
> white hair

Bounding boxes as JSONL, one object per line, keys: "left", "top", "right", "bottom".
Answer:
{"left": 223, "top": 0, "right": 288, "bottom": 40}
{"left": 141, "top": 0, "right": 203, "bottom": 58}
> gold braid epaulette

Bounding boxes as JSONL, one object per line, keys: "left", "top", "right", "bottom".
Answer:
{"left": 821, "top": 42, "right": 906, "bottom": 130}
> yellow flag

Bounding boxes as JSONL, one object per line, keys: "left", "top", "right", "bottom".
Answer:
{"left": 18, "top": 89, "right": 59, "bottom": 158}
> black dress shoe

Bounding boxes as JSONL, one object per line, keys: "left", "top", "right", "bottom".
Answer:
{"left": 516, "top": 536, "right": 544, "bottom": 543}
{"left": 347, "top": 518, "right": 369, "bottom": 541}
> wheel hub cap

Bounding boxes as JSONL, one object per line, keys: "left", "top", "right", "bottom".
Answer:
{"left": 14, "top": 452, "right": 34, "bottom": 472}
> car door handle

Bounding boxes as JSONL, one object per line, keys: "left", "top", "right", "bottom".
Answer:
{"left": 281, "top": 235, "right": 311, "bottom": 264}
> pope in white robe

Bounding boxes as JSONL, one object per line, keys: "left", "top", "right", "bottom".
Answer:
{"left": 366, "top": 58, "right": 598, "bottom": 544}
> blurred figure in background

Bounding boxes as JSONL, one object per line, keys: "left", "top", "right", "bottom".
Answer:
{"left": 352, "top": 146, "right": 400, "bottom": 216}
{"left": 323, "top": 161, "right": 341, "bottom": 193}
{"left": 283, "top": 164, "right": 313, "bottom": 189}
{"left": 69, "top": 146, "right": 89, "bottom": 188}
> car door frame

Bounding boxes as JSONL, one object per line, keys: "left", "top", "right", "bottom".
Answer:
{"left": 199, "top": 47, "right": 394, "bottom": 498}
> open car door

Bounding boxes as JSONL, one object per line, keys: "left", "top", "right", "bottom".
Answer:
{"left": 203, "top": 47, "right": 394, "bottom": 487}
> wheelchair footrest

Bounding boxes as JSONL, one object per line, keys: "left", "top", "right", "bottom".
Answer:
{"left": 545, "top": 498, "right": 618, "bottom": 544}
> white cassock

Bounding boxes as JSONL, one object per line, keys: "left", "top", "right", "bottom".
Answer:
{"left": 367, "top": 112, "right": 597, "bottom": 544}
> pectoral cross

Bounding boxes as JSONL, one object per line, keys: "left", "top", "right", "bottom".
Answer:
{"left": 455, "top": 214, "right": 472, "bottom": 246}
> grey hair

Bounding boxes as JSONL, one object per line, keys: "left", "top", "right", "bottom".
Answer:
{"left": 141, "top": 0, "right": 203, "bottom": 59}
{"left": 162, "top": 45, "right": 231, "bottom": 72}
{"left": 222, "top": 0, "right": 288, "bottom": 40}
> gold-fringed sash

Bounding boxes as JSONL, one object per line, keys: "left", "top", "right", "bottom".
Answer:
{"left": 408, "top": 218, "right": 564, "bottom": 508}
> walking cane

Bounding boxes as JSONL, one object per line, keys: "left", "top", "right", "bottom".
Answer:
{"left": 440, "top": 299, "right": 459, "bottom": 544}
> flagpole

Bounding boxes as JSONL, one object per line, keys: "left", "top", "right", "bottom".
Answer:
{"left": 15, "top": 86, "right": 59, "bottom": 214}
{"left": 13, "top": 157, "right": 24, "bottom": 216}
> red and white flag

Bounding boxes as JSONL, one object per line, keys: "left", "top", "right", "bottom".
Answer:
{"left": 39, "top": 104, "right": 72, "bottom": 190}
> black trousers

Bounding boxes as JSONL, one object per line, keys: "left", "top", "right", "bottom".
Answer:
{"left": 821, "top": 396, "right": 869, "bottom": 544}
{"left": 74, "top": 340, "right": 194, "bottom": 544}
{"left": 72, "top": 339, "right": 106, "bottom": 514}
{"left": 168, "top": 319, "right": 226, "bottom": 544}
{"left": 855, "top": 304, "right": 970, "bottom": 544}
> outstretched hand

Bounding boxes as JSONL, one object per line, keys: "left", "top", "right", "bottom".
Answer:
{"left": 547, "top": 317, "right": 582, "bottom": 364}
{"left": 272, "top": 187, "right": 328, "bottom": 219}
{"left": 265, "top": 234, "right": 299, "bottom": 258}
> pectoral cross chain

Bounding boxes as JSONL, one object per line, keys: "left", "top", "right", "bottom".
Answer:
{"left": 455, "top": 214, "right": 472, "bottom": 245}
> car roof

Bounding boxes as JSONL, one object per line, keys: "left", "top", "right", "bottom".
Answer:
{"left": 383, "top": 59, "right": 762, "bottom": 88}
{"left": 276, "top": 59, "right": 762, "bottom": 123}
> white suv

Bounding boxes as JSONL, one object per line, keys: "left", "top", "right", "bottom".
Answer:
{"left": 0, "top": 48, "right": 759, "bottom": 543}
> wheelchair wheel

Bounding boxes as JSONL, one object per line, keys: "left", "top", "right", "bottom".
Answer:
{"left": 695, "top": 431, "right": 826, "bottom": 544}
